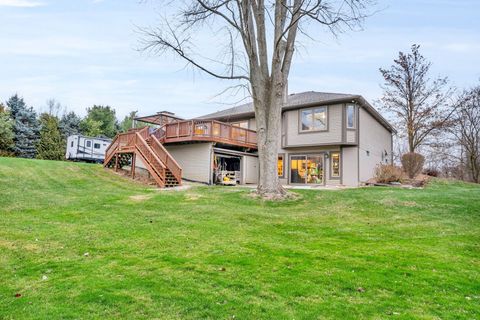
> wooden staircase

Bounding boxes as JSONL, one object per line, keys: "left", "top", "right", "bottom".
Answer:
{"left": 104, "top": 127, "right": 182, "bottom": 188}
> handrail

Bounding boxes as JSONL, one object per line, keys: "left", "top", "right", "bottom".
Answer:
{"left": 154, "top": 119, "right": 257, "bottom": 147}
{"left": 104, "top": 127, "right": 182, "bottom": 187}
{"left": 150, "top": 135, "right": 182, "bottom": 184}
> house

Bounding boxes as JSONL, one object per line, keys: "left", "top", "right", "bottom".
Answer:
{"left": 104, "top": 91, "right": 395, "bottom": 187}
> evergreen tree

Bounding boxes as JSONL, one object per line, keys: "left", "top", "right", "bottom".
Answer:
{"left": 36, "top": 113, "right": 64, "bottom": 160}
{"left": 119, "top": 111, "right": 138, "bottom": 132}
{"left": 0, "top": 103, "right": 14, "bottom": 154}
{"left": 7, "top": 94, "right": 39, "bottom": 158}
{"left": 81, "top": 105, "right": 118, "bottom": 138}
{"left": 59, "top": 111, "right": 81, "bottom": 139}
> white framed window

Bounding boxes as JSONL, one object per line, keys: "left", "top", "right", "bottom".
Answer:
{"left": 300, "top": 107, "right": 328, "bottom": 132}
{"left": 86, "top": 140, "right": 91, "bottom": 147}
{"left": 346, "top": 104, "right": 355, "bottom": 129}
{"left": 94, "top": 143, "right": 100, "bottom": 149}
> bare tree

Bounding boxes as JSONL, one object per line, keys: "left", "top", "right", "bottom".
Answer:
{"left": 46, "top": 99, "right": 62, "bottom": 117}
{"left": 139, "top": 0, "right": 373, "bottom": 198}
{"left": 451, "top": 85, "right": 480, "bottom": 183}
{"left": 380, "top": 44, "right": 454, "bottom": 154}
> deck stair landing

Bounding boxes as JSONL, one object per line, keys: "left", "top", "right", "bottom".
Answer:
{"left": 104, "top": 127, "right": 182, "bottom": 188}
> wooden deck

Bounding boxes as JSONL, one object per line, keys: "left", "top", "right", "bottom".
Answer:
{"left": 153, "top": 120, "right": 257, "bottom": 149}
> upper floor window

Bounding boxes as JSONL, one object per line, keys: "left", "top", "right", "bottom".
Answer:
{"left": 346, "top": 104, "right": 355, "bottom": 129}
{"left": 300, "top": 107, "right": 327, "bottom": 132}
{"left": 231, "top": 121, "right": 249, "bottom": 129}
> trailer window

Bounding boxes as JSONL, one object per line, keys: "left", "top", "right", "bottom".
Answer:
{"left": 94, "top": 143, "right": 100, "bottom": 149}
{"left": 86, "top": 141, "right": 91, "bottom": 147}
{"left": 71, "top": 141, "right": 74, "bottom": 147}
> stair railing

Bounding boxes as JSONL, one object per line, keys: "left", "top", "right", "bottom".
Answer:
{"left": 149, "top": 135, "right": 182, "bottom": 185}
{"left": 134, "top": 132, "right": 166, "bottom": 187}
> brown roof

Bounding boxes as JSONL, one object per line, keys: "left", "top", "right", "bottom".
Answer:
{"left": 197, "top": 91, "right": 395, "bottom": 133}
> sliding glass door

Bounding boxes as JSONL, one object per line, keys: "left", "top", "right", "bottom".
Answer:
{"left": 289, "top": 154, "right": 324, "bottom": 185}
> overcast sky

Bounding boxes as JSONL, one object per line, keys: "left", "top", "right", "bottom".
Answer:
{"left": 1, "top": 0, "right": 479, "bottom": 119}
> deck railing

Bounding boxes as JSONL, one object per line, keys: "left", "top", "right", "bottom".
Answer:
{"left": 153, "top": 120, "right": 257, "bottom": 148}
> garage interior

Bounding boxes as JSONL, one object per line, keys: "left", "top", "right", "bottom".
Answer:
{"left": 213, "top": 153, "right": 241, "bottom": 185}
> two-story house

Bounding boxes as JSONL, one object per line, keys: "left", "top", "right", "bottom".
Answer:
{"left": 104, "top": 91, "right": 395, "bottom": 188}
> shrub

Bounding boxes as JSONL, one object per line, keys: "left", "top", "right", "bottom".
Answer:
{"left": 423, "top": 167, "right": 439, "bottom": 177}
{"left": 374, "top": 164, "right": 403, "bottom": 183}
{"left": 401, "top": 152, "right": 425, "bottom": 179}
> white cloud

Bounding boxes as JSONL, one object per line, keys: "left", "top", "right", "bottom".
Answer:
{"left": 0, "top": 0, "right": 45, "bottom": 7}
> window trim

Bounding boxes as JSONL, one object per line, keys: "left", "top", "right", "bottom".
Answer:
{"left": 330, "top": 152, "right": 341, "bottom": 179}
{"left": 231, "top": 120, "right": 249, "bottom": 129}
{"left": 277, "top": 153, "right": 285, "bottom": 178}
{"left": 346, "top": 104, "right": 356, "bottom": 130}
{"left": 298, "top": 106, "right": 329, "bottom": 133}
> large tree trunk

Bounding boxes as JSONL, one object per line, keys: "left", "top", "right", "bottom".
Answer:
{"left": 252, "top": 78, "right": 286, "bottom": 198}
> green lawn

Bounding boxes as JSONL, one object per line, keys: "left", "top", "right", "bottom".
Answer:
{"left": 0, "top": 157, "right": 479, "bottom": 319}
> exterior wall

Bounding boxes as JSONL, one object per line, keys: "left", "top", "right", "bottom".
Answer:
{"left": 284, "top": 104, "right": 343, "bottom": 147}
{"left": 248, "top": 118, "right": 257, "bottom": 131}
{"left": 164, "top": 143, "right": 213, "bottom": 184}
{"left": 358, "top": 108, "right": 393, "bottom": 182}
{"left": 342, "top": 146, "right": 359, "bottom": 186}
{"left": 346, "top": 130, "right": 356, "bottom": 144}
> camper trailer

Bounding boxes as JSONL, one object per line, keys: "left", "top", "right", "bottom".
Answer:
{"left": 66, "top": 135, "right": 112, "bottom": 163}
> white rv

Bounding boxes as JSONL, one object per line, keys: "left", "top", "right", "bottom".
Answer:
{"left": 66, "top": 135, "right": 112, "bottom": 163}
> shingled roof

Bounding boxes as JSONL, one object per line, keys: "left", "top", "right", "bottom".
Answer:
{"left": 197, "top": 91, "right": 395, "bottom": 133}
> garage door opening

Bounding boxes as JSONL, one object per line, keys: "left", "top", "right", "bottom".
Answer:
{"left": 213, "top": 154, "right": 241, "bottom": 185}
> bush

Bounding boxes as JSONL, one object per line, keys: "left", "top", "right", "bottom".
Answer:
{"left": 401, "top": 153, "right": 425, "bottom": 179}
{"left": 374, "top": 164, "right": 403, "bottom": 183}
{"left": 423, "top": 167, "right": 439, "bottom": 177}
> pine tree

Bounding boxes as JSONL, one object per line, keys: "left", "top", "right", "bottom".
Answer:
{"left": 7, "top": 94, "right": 39, "bottom": 158}
{"left": 0, "top": 103, "right": 14, "bottom": 154}
{"left": 59, "top": 111, "right": 81, "bottom": 139}
{"left": 36, "top": 113, "right": 64, "bottom": 160}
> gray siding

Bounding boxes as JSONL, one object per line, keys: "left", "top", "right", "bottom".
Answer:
{"left": 284, "top": 104, "right": 343, "bottom": 147}
{"left": 358, "top": 108, "right": 392, "bottom": 182}
{"left": 342, "top": 146, "right": 359, "bottom": 186}
{"left": 165, "top": 143, "right": 213, "bottom": 183}
{"left": 248, "top": 118, "right": 256, "bottom": 130}
{"left": 346, "top": 130, "right": 356, "bottom": 143}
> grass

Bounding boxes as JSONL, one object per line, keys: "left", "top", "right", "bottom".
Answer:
{"left": 0, "top": 157, "right": 479, "bottom": 319}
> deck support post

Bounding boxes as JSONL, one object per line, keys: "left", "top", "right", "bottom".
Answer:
{"left": 114, "top": 154, "right": 119, "bottom": 172}
{"left": 131, "top": 153, "right": 136, "bottom": 179}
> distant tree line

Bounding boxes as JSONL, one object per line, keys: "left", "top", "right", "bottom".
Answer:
{"left": 0, "top": 94, "right": 137, "bottom": 160}
{"left": 379, "top": 44, "right": 480, "bottom": 184}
